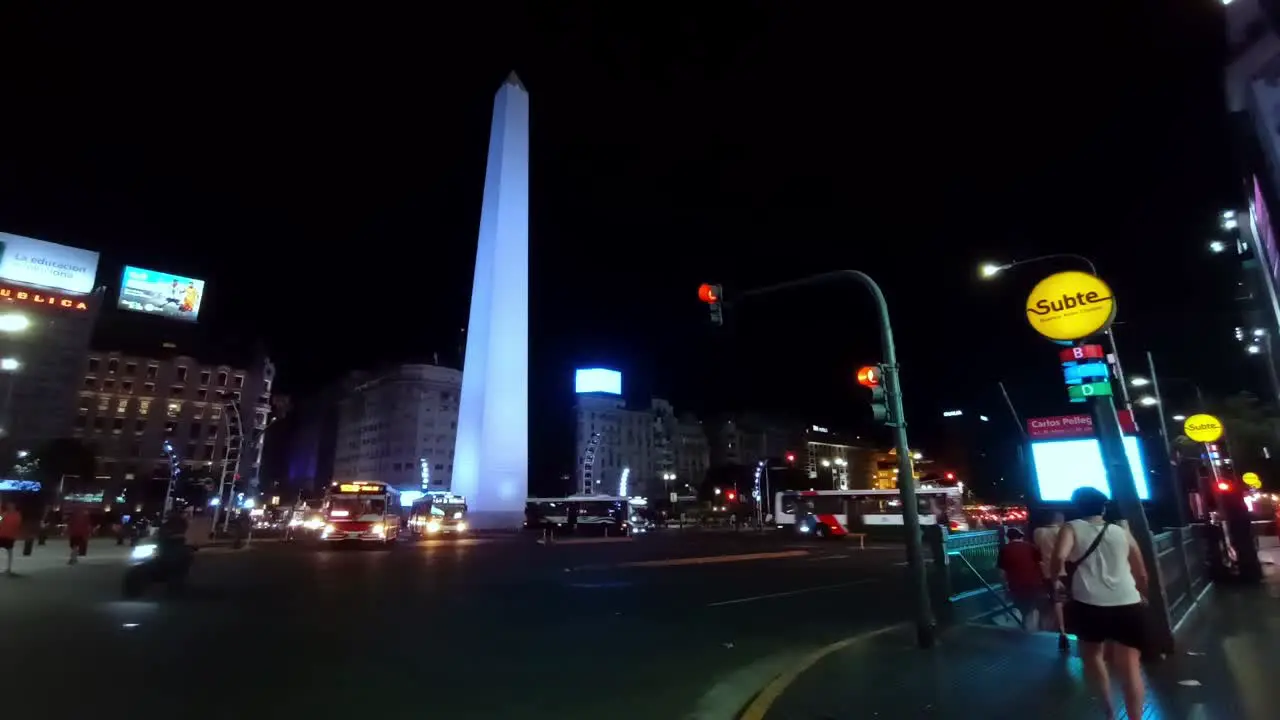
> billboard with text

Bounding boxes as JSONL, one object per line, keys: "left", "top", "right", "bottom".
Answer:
{"left": 0, "top": 231, "right": 99, "bottom": 294}
{"left": 117, "top": 265, "right": 206, "bottom": 322}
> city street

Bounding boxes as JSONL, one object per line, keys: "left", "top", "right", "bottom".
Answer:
{"left": 0, "top": 532, "right": 915, "bottom": 719}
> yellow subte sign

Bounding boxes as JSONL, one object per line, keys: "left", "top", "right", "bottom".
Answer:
{"left": 1183, "top": 414, "right": 1224, "bottom": 443}
{"left": 1025, "top": 271, "right": 1116, "bottom": 341}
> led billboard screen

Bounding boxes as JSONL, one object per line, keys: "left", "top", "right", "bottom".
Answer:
{"left": 0, "top": 231, "right": 99, "bottom": 294}
{"left": 1030, "top": 436, "right": 1150, "bottom": 502}
{"left": 575, "top": 368, "right": 622, "bottom": 395}
{"left": 117, "top": 265, "right": 206, "bottom": 322}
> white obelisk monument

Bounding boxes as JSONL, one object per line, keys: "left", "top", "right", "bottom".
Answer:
{"left": 451, "top": 72, "right": 529, "bottom": 528}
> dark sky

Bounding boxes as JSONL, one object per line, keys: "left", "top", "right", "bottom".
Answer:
{"left": 0, "top": 4, "right": 1253, "bottom": 473}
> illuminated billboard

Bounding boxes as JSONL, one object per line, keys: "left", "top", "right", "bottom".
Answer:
{"left": 117, "top": 265, "right": 206, "bottom": 322}
{"left": 0, "top": 231, "right": 99, "bottom": 294}
{"left": 1030, "top": 436, "right": 1150, "bottom": 503}
{"left": 575, "top": 368, "right": 622, "bottom": 395}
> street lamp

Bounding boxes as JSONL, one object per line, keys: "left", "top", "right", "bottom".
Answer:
{"left": 1136, "top": 395, "right": 1159, "bottom": 407}
{"left": 1209, "top": 240, "right": 1227, "bottom": 254}
{"left": 0, "top": 358, "right": 20, "bottom": 372}
{"left": 1172, "top": 414, "right": 1187, "bottom": 421}
{"left": 0, "top": 314, "right": 30, "bottom": 333}
{"left": 978, "top": 254, "right": 1132, "bottom": 406}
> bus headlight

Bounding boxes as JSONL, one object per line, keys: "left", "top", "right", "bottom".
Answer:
{"left": 456, "top": 522, "right": 467, "bottom": 532}
{"left": 427, "top": 521, "right": 441, "bottom": 533}
{"left": 371, "top": 523, "right": 385, "bottom": 536}
{"left": 322, "top": 524, "right": 335, "bottom": 537}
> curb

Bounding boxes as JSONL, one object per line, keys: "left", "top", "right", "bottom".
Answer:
{"left": 736, "top": 622, "right": 910, "bottom": 720}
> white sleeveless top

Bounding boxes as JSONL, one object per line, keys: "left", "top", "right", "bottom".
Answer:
{"left": 1066, "top": 519, "right": 1141, "bottom": 607}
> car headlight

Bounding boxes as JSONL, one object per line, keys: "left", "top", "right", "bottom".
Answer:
{"left": 131, "top": 545, "right": 157, "bottom": 560}
{"left": 372, "top": 523, "right": 385, "bottom": 536}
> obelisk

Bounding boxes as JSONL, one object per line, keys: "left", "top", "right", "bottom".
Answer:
{"left": 451, "top": 72, "right": 529, "bottom": 528}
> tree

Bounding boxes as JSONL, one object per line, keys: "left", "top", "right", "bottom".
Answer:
{"left": 32, "top": 437, "right": 98, "bottom": 499}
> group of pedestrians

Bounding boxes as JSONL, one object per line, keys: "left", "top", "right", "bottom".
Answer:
{"left": 0, "top": 500, "right": 96, "bottom": 575}
{"left": 997, "top": 486, "right": 1151, "bottom": 719}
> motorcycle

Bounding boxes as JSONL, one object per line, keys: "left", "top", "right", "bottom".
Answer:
{"left": 122, "top": 538, "right": 196, "bottom": 598}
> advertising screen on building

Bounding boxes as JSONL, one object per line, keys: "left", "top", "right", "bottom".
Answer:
{"left": 575, "top": 368, "right": 622, "bottom": 395}
{"left": 1030, "top": 436, "right": 1150, "bottom": 502}
{"left": 117, "top": 265, "right": 206, "bottom": 322}
{"left": 0, "top": 231, "right": 100, "bottom": 294}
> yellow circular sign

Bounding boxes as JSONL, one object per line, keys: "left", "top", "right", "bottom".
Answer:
{"left": 1183, "top": 414, "right": 1224, "bottom": 443}
{"left": 1243, "top": 472, "right": 1262, "bottom": 489}
{"left": 1025, "top": 271, "right": 1117, "bottom": 341}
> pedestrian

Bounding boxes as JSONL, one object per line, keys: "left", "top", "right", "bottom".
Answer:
{"left": 997, "top": 527, "right": 1043, "bottom": 630}
{"left": 0, "top": 501, "right": 22, "bottom": 575}
{"left": 67, "top": 509, "right": 91, "bottom": 565}
{"left": 1033, "top": 510, "right": 1070, "bottom": 652}
{"left": 1050, "top": 487, "right": 1149, "bottom": 720}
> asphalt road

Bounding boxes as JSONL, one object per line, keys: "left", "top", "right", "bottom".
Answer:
{"left": 0, "top": 531, "right": 919, "bottom": 719}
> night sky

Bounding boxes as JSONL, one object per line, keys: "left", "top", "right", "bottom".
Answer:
{"left": 0, "top": 5, "right": 1252, "bottom": 477}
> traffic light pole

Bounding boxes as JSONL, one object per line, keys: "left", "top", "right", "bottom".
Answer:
{"left": 736, "top": 270, "right": 935, "bottom": 648}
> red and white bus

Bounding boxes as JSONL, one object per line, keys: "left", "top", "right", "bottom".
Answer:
{"left": 320, "top": 481, "right": 401, "bottom": 545}
{"left": 774, "top": 487, "right": 968, "bottom": 538}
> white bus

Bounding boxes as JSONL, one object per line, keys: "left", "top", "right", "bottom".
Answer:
{"left": 525, "top": 495, "right": 647, "bottom": 535}
{"left": 774, "top": 487, "right": 968, "bottom": 538}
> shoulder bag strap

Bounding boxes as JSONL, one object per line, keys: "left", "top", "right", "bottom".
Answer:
{"left": 1074, "top": 522, "right": 1111, "bottom": 570}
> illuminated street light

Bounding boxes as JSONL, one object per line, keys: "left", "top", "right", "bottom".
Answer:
{"left": 1172, "top": 414, "right": 1187, "bottom": 421}
{"left": 821, "top": 459, "right": 831, "bottom": 468}
{"left": 1129, "top": 377, "right": 1151, "bottom": 387}
{"left": 1248, "top": 344, "right": 1263, "bottom": 355}
{"left": 0, "top": 358, "right": 20, "bottom": 372}
{"left": 978, "top": 262, "right": 1004, "bottom": 279}
{"left": 1209, "top": 240, "right": 1227, "bottom": 254}
{"left": 912, "top": 452, "right": 923, "bottom": 460}
{"left": 0, "top": 314, "right": 30, "bottom": 333}
{"left": 1137, "top": 395, "right": 1159, "bottom": 407}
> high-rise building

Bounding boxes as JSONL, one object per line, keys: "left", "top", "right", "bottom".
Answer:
{"left": 333, "top": 364, "right": 463, "bottom": 493}
{"left": 572, "top": 393, "right": 711, "bottom": 498}
{"left": 0, "top": 231, "right": 103, "bottom": 452}
{"left": 453, "top": 72, "right": 529, "bottom": 528}
{"left": 75, "top": 350, "right": 275, "bottom": 509}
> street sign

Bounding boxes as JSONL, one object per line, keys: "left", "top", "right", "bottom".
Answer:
{"left": 1026, "top": 272, "right": 1117, "bottom": 341}
{"left": 1059, "top": 344, "right": 1107, "bottom": 363}
{"left": 1027, "top": 410, "right": 1137, "bottom": 439}
{"left": 1183, "top": 414, "right": 1224, "bottom": 443}
{"left": 1062, "top": 362, "right": 1109, "bottom": 385}
{"left": 1243, "top": 472, "right": 1262, "bottom": 489}
{"left": 1067, "top": 381, "right": 1113, "bottom": 402}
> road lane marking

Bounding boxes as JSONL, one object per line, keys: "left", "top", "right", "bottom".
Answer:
{"left": 706, "top": 578, "right": 878, "bottom": 607}
{"left": 736, "top": 622, "right": 909, "bottom": 720}
{"left": 619, "top": 550, "right": 809, "bottom": 568}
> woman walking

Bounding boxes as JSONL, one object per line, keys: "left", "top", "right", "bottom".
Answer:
{"left": 1050, "top": 487, "right": 1149, "bottom": 719}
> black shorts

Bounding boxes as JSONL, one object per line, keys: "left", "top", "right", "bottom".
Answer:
{"left": 1067, "top": 600, "right": 1147, "bottom": 649}
{"left": 0, "top": 538, "right": 12, "bottom": 550}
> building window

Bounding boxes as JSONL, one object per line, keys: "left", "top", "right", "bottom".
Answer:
{"left": 125, "top": 362, "right": 136, "bottom": 376}
{"left": 122, "top": 381, "right": 133, "bottom": 394}
{"left": 83, "top": 376, "right": 95, "bottom": 389}
{"left": 167, "top": 401, "right": 182, "bottom": 418}
{"left": 93, "top": 416, "right": 104, "bottom": 431}
{"left": 170, "top": 385, "right": 184, "bottom": 397}
{"left": 200, "top": 370, "right": 210, "bottom": 386}
{"left": 177, "top": 366, "right": 188, "bottom": 382}
{"left": 87, "top": 358, "right": 99, "bottom": 373}
{"left": 143, "top": 382, "right": 155, "bottom": 394}
{"left": 116, "top": 399, "right": 128, "bottom": 414}
{"left": 146, "top": 365, "right": 158, "bottom": 379}
{"left": 103, "top": 379, "right": 115, "bottom": 391}
{"left": 97, "top": 396, "right": 109, "bottom": 412}
{"left": 107, "top": 358, "right": 119, "bottom": 374}
{"left": 112, "top": 417, "right": 124, "bottom": 433}
{"left": 135, "top": 419, "right": 146, "bottom": 434}
{"left": 139, "top": 399, "right": 152, "bottom": 415}
{"left": 233, "top": 374, "right": 244, "bottom": 388}
{"left": 217, "top": 372, "right": 228, "bottom": 387}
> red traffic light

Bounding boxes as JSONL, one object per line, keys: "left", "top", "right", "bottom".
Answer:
{"left": 856, "top": 366, "right": 881, "bottom": 387}
{"left": 1216, "top": 481, "right": 1232, "bottom": 492}
{"left": 785, "top": 452, "right": 796, "bottom": 463}
{"left": 697, "top": 283, "right": 720, "bottom": 304}
{"left": 944, "top": 472, "right": 955, "bottom": 481}
{"left": 726, "top": 491, "right": 736, "bottom": 501}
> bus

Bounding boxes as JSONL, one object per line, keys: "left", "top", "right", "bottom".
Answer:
{"left": 525, "top": 495, "right": 644, "bottom": 536}
{"left": 408, "top": 491, "right": 468, "bottom": 536}
{"left": 774, "top": 487, "right": 968, "bottom": 538}
{"left": 320, "top": 481, "right": 401, "bottom": 545}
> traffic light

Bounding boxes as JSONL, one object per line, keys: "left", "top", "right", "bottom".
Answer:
{"left": 785, "top": 452, "right": 796, "bottom": 463}
{"left": 698, "top": 283, "right": 724, "bottom": 326}
{"left": 1216, "top": 480, "right": 1232, "bottom": 492}
{"left": 856, "top": 365, "right": 892, "bottom": 425}
{"left": 726, "top": 490, "right": 736, "bottom": 501}
{"left": 944, "top": 472, "right": 955, "bottom": 481}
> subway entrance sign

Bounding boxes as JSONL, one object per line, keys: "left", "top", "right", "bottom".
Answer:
{"left": 1067, "top": 381, "right": 1113, "bottom": 401}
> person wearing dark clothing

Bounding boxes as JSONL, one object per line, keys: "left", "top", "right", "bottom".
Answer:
{"left": 997, "top": 527, "right": 1044, "bottom": 630}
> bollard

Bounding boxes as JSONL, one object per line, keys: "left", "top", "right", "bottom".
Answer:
{"left": 22, "top": 538, "right": 34, "bottom": 556}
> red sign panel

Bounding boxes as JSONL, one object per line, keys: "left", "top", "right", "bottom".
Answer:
{"left": 1059, "top": 345, "right": 1106, "bottom": 363}
{"left": 1027, "top": 410, "right": 1136, "bottom": 439}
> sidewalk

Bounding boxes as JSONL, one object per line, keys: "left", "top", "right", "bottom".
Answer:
{"left": 5, "top": 538, "right": 131, "bottom": 575}
{"left": 746, "top": 582, "right": 1280, "bottom": 719}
